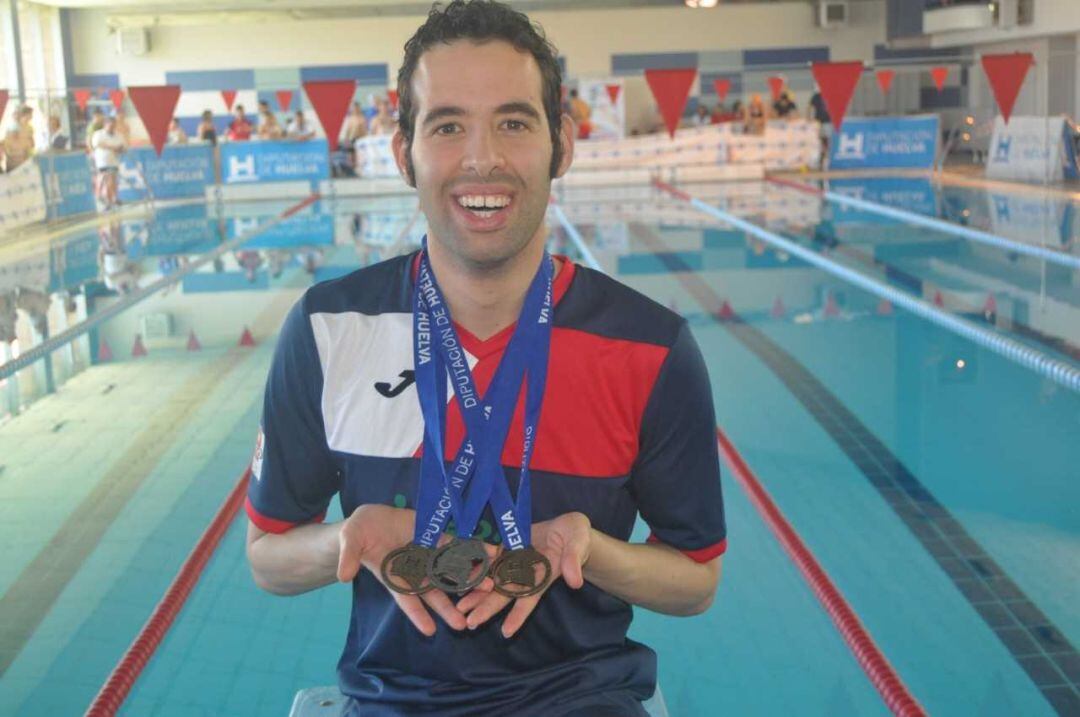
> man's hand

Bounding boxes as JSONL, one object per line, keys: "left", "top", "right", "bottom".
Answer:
{"left": 456, "top": 512, "right": 592, "bottom": 638}
{"left": 337, "top": 503, "right": 476, "bottom": 637}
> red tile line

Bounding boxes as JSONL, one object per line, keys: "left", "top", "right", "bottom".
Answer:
{"left": 716, "top": 426, "right": 925, "bottom": 716}
{"left": 85, "top": 468, "right": 249, "bottom": 717}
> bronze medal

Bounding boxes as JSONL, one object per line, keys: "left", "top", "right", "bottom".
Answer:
{"left": 381, "top": 544, "right": 434, "bottom": 595}
{"left": 427, "top": 538, "right": 490, "bottom": 594}
{"left": 490, "top": 546, "right": 551, "bottom": 598}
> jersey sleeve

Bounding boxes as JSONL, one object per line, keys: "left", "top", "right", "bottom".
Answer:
{"left": 246, "top": 295, "right": 340, "bottom": 533}
{"left": 630, "top": 321, "right": 727, "bottom": 562}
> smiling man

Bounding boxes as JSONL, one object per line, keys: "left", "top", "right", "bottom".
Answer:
{"left": 245, "top": 2, "right": 726, "bottom": 716}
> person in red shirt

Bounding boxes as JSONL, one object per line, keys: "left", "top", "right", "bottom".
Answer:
{"left": 227, "top": 104, "right": 253, "bottom": 141}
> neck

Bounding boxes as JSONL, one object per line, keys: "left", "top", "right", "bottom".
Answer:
{"left": 426, "top": 234, "right": 554, "bottom": 342}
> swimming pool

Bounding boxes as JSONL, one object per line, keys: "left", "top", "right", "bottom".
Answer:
{"left": 0, "top": 176, "right": 1076, "bottom": 715}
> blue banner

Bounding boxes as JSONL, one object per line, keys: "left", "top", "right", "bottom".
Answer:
{"left": 118, "top": 144, "right": 216, "bottom": 201}
{"left": 829, "top": 115, "right": 939, "bottom": 170}
{"left": 227, "top": 209, "right": 334, "bottom": 249}
{"left": 50, "top": 228, "right": 101, "bottom": 291}
{"left": 123, "top": 203, "right": 220, "bottom": 257}
{"left": 220, "top": 139, "right": 329, "bottom": 185}
{"left": 37, "top": 152, "right": 96, "bottom": 220}
{"left": 828, "top": 177, "right": 938, "bottom": 223}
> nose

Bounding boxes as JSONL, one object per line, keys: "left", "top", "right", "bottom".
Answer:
{"left": 460, "top": 126, "right": 505, "bottom": 177}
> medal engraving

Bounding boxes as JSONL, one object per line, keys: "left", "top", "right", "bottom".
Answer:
{"left": 491, "top": 546, "right": 551, "bottom": 598}
{"left": 428, "top": 538, "right": 490, "bottom": 594}
{"left": 381, "top": 544, "right": 434, "bottom": 595}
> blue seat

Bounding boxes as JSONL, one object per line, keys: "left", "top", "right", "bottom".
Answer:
{"left": 289, "top": 685, "right": 670, "bottom": 716}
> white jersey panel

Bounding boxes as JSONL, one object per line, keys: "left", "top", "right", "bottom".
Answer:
{"left": 310, "top": 310, "right": 476, "bottom": 458}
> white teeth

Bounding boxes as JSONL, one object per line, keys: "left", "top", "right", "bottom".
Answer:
{"left": 457, "top": 195, "right": 510, "bottom": 210}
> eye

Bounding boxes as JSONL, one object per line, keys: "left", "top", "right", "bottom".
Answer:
{"left": 435, "top": 123, "right": 459, "bottom": 136}
{"left": 504, "top": 119, "right": 529, "bottom": 131}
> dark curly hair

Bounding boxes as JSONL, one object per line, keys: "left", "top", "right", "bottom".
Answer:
{"left": 397, "top": 0, "right": 564, "bottom": 179}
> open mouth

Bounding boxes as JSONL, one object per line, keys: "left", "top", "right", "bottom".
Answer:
{"left": 456, "top": 193, "right": 512, "bottom": 218}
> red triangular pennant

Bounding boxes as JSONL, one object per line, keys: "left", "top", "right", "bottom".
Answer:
{"left": 127, "top": 85, "right": 182, "bottom": 157}
{"left": 811, "top": 61, "right": 864, "bottom": 131}
{"left": 981, "top": 53, "right": 1033, "bottom": 124}
{"left": 73, "top": 88, "right": 92, "bottom": 112}
{"left": 875, "top": 69, "right": 894, "bottom": 96}
{"left": 387, "top": 89, "right": 399, "bottom": 110}
{"left": 876, "top": 299, "right": 893, "bottom": 316}
{"left": 221, "top": 89, "right": 238, "bottom": 111}
{"left": 132, "top": 335, "right": 148, "bottom": 357}
{"left": 98, "top": 337, "right": 113, "bottom": 362}
{"left": 930, "top": 66, "right": 949, "bottom": 91}
{"left": 718, "top": 300, "right": 734, "bottom": 320}
{"left": 644, "top": 68, "right": 697, "bottom": 139}
{"left": 605, "top": 84, "right": 621, "bottom": 106}
{"left": 239, "top": 327, "right": 256, "bottom": 347}
{"left": 302, "top": 80, "right": 355, "bottom": 151}
{"left": 767, "top": 76, "right": 785, "bottom": 102}
{"left": 713, "top": 78, "right": 731, "bottom": 103}
{"left": 109, "top": 88, "right": 126, "bottom": 110}
{"left": 276, "top": 90, "right": 293, "bottom": 112}
{"left": 187, "top": 330, "right": 202, "bottom": 351}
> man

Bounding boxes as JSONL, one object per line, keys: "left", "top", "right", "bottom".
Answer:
{"left": 3, "top": 105, "right": 36, "bottom": 170}
{"left": 286, "top": 109, "right": 316, "bottom": 140}
{"left": 48, "top": 115, "right": 69, "bottom": 150}
{"left": 90, "top": 114, "right": 126, "bottom": 209}
{"left": 568, "top": 88, "right": 592, "bottom": 139}
{"left": 227, "top": 104, "right": 253, "bottom": 141}
{"left": 246, "top": 2, "right": 726, "bottom": 716}
{"left": 368, "top": 95, "right": 397, "bottom": 135}
{"left": 807, "top": 86, "right": 832, "bottom": 168}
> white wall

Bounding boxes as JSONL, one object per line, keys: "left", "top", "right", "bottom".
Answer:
{"left": 927, "top": 0, "right": 1080, "bottom": 48}
{"left": 69, "top": 2, "right": 887, "bottom": 85}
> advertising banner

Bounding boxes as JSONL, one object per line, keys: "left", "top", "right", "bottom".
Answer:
{"left": 985, "top": 116, "right": 1080, "bottom": 183}
{"left": 828, "top": 177, "right": 938, "bottom": 224}
{"left": 119, "top": 144, "right": 216, "bottom": 201}
{"left": 227, "top": 208, "right": 334, "bottom": 249}
{"left": 829, "top": 115, "right": 939, "bottom": 170}
{"left": 220, "top": 139, "right": 329, "bottom": 185}
{"left": 37, "top": 152, "right": 96, "bottom": 220}
{"left": 0, "top": 162, "right": 48, "bottom": 230}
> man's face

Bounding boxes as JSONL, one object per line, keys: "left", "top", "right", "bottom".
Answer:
{"left": 393, "top": 40, "right": 573, "bottom": 270}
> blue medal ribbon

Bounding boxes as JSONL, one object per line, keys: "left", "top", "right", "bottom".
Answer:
{"left": 411, "top": 243, "right": 553, "bottom": 550}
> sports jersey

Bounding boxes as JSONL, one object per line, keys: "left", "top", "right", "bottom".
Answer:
{"left": 246, "top": 250, "right": 727, "bottom": 716}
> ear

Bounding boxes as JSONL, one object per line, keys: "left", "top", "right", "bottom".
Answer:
{"left": 552, "top": 113, "right": 575, "bottom": 180}
{"left": 391, "top": 128, "right": 415, "bottom": 188}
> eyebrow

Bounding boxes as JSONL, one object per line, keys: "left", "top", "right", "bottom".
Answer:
{"left": 420, "top": 101, "right": 542, "bottom": 129}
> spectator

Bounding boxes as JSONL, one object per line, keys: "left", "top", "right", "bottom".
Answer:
{"left": 342, "top": 102, "right": 368, "bottom": 144}
{"left": 692, "top": 104, "right": 711, "bottom": 127}
{"left": 91, "top": 114, "right": 127, "bottom": 209}
{"left": 258, "top": 110, "right": 285, "bottom": 140}
{"left": 807, "top": 88, "right": 832, "bottom": 168}
{"left": 197, "top": 110, "right": 218, "bottom": 145}
{"left": 286, "top": 110, "right": 316, "bottom": 140}
{"left": 568, "top": 88, "right": 592, "bottom": 139}
{"left": 48, "top": 115, "right": 69, "bottom": 151}
{"left": 114, "top": 108, "right": 132, "bottom": 145}
{"left": 167, "top": 118, "right": 189, "bottom": 145}
{"left": 773, "top": 90, "right": 798, "bottom": 119}
{"left": 367, "top": 95, "right": 396, "bottom": 135}
{"left": 227, "top": 104, "right": 253, "bottom": 141}
{"left": 258, "top": 99, "right": 271, "bottom": 117}
{"left": 3, "top": 105, "right": 36, "bottom": 171}
{"left": 743, "top": 94, "right": 768, "bottom": 135}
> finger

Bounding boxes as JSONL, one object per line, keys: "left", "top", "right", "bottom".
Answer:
{"left": 561, "top": 545, "right": 585, "bottom": 590}
{"left": 336, "top": 539, "right": 364, "bottom": 583}
{"left": 393, "top": 593, "right": 437, "bottom": 637}
{"left": 465, "top": 592, "right": 512, "bottom": 630}
{"left": 501, "top": 594, "right": 542, "bottom": 638}
{"left": 422, "top": 590, "right": 467, "bottom": 631}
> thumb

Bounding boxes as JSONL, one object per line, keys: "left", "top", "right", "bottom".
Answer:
{"left": 561, "top": 536, "right": 586, "bottom": 590}
{"left": 337, "top": 528, "right": 365, "bottom": 583}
